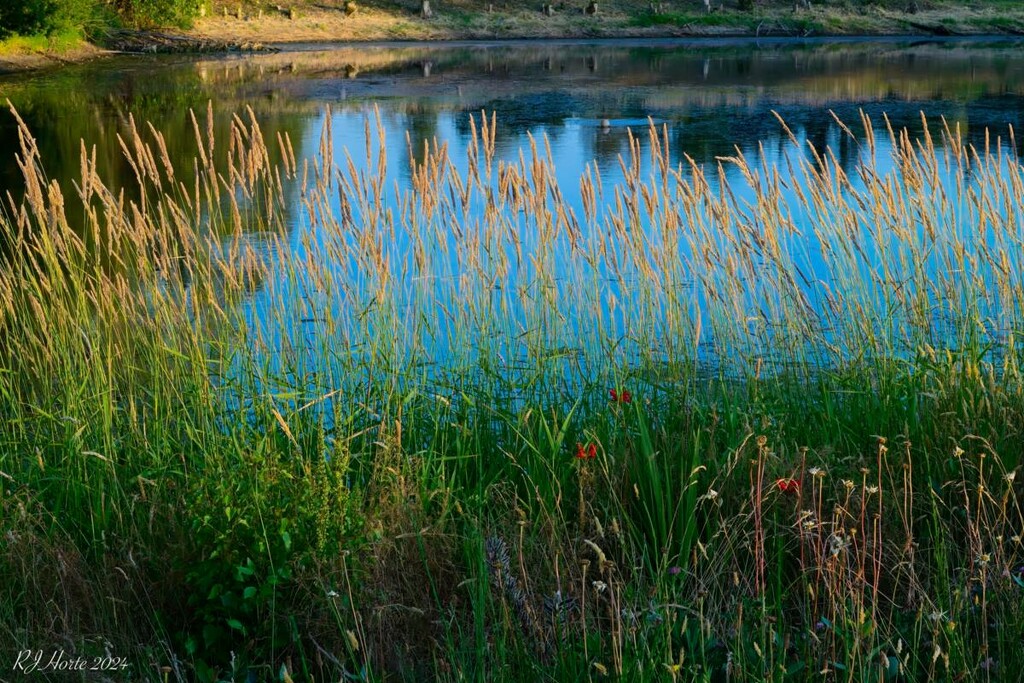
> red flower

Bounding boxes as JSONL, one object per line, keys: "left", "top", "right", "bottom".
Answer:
{"left": 776, "top": 478, "right": 800, "bottom": 495}
{"left": 575, "top": 442, "right": 597, "bottom": 460}
{"left": 576, "top": 442, "right": 587, "bottom": 459}
{"left": 610, "top": 388, "right": 632, "bottom": 404}
{"left": 588, "top": 443, "right": 597, "bottom": 459}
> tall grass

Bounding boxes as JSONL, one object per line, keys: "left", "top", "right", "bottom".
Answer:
{"left": 1, "top": 101, "right": 1023, "bottom": 682}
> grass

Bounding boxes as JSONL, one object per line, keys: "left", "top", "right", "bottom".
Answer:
{"left": 0, "top": 28, "right": 86, "bottom": 54}
{"left": 1, "top": 103, "right": 1024, "bottom": 682}
{"left": 179, "top": 0, "right": 1024, "bottom": 44}
{"left": 628, "top": 12, "right": 754, "bottom": 29}
{"left": 0, "top": 28, "right": 104, "bottom": 73}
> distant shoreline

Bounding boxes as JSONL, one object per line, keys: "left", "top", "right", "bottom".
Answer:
{"left": 186, "top": 3, "right": 1024, "bottom": 46}
{"left": 2, "top": 1, "right": 1023, "bottom": 75}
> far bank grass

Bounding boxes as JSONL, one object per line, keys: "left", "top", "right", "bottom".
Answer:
{"left": 184, "top": 0, "right": 1024, "bottom": 44}
{"left": 2, "top": 0, "right": 1023, "bottom": 71}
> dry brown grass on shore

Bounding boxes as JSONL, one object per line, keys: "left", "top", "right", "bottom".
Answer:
{"left": 185, "top": 0, "right": 1024, "bottom": 44}
{"left": 189, "top": 4, "right": 654, "bottom": 43}
{"left": 2, "top": 0, "right": 1023, "bottom": 74}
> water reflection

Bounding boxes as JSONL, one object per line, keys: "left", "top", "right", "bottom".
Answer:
{"left": 2, "top": 37, "right": 1024, "bottom": 301}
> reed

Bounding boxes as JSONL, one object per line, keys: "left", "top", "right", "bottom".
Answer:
{"left": 1, "top": 101, "right": 1023, "bottom": 682}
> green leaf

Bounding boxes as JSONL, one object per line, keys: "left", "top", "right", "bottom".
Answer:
{"left": 202, "top": 623, "right": 223, "bottom": 647}
{"left": 236, "top": 560, "right": 255, "bottom": 580}
{"left": 227, "top": 618, "right": 245, "bottom": 632}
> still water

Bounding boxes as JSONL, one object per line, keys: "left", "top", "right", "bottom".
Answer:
{"left": 3, "top": 38, "right": 1024, "bottom": 379}
{"left": 4, "top": 37, "right": 1024, "bottom": 208}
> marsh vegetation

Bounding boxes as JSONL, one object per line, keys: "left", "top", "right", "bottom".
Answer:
{"left": 2, "top": 74, "right": 1024, "bottom": 682}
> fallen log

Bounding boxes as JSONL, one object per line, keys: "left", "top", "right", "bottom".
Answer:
{"left": 102, "top": 29, "right": 279, "bottom": 54}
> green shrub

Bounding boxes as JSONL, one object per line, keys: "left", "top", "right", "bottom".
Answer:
{"left": 0, "top": 0, "right": 204, "bottom": 37}
{"left": 113, "top": 0, "right": 206, "bottom": 28}
{"left": 0, "top": 0, "right": 96, "bottom": 38}
{"left": 177, "top": 431, "right": 362, "bottom": 680}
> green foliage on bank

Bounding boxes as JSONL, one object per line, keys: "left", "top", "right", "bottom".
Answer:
{"left": 0, "top": 0, "right": 99, "bottom": 37}
{"left": 0, "top": 0, "right": 205, "bottom": 39}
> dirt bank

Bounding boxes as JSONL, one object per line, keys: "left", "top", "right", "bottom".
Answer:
{"left": 0, "top": 42, "right": 108, "bottom": 74}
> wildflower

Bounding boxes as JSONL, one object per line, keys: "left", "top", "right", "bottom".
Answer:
{"left": 668, "top": 566, "right": 682, "bottom": 576}
{"left": 609, "top": 388, "right": 632, "bottom": 404}
{"left": 776, "top": 478, "right": 800, "bottom": 495}
{"left": 828, "top": 533, "right": 849, "bottom": 556}
{"left": 592, "top": 580, "right": 607, "bottom": 593}
{"left": 809, "top": 466, "right": 825, "bottom": 478}
{"left": 574, "top": 442, "right": 597, "bottom": 460}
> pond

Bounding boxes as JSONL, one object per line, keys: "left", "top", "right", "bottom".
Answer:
{"left": 3, "top": 37, "right": 1024, "bottom": 387}
{"left": 4, "top": 38, "right": 1024, "bottom": 209}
